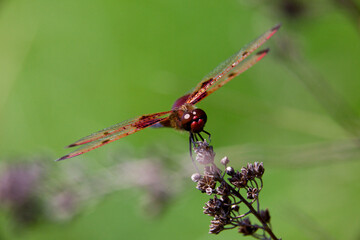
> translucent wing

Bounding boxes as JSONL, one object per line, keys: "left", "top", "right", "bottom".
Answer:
{"left": 197, "top": 48, "right": 271, "bottom": 102}
{"left": 186, "top": 24, "right": 280, "bottom": 105}
{"left": 56, "top": 111, "right": 172, "bottom": 161}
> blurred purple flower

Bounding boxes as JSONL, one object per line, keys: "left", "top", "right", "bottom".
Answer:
{"left": 0, "top": 161, "right": 44, "bottom": 225}
{"left": 0, "top": 162, "right": 43, "bottom": 207}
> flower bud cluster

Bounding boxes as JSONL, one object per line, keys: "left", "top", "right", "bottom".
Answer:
{"left": 191, "top": 142, "right": 277, "bottom": 239}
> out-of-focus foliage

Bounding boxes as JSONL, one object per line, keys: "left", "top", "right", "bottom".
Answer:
{"left": 0, "top": 0, "right": 360, "bottom": 239}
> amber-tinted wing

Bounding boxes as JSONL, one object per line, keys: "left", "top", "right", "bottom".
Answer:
{"left": 186, "top": 24, "right": 281, "bottom": 105}
{"left": 56, "top": 111, "right": 172, "bottom": 161}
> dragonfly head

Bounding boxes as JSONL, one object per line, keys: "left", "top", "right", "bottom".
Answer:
{"left": 181, "top": 108, "right": 207, "bottom": 133}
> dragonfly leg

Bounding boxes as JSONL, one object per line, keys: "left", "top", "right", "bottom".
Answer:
{"left": 197, "top": 132, "right": 205, "bottom": 141}
{"left": 189, "top": 132, "right": 199, "bottom": 173}
{"left": 202, "top": 130, "right": 211, "bottom": 142}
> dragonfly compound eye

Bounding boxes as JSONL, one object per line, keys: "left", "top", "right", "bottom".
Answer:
{"left": 190, "top": 109, "right": 207, "bottom": 133}
{"left": 181, "top": 112, "right": 194, "bottom": 131}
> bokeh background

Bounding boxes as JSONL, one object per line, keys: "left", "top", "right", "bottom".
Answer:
{"left": 1, "top": 0, "right": 360, "bottom": 239}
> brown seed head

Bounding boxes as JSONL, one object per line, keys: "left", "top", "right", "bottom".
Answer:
{"left": 254, "top": 162, "right": 265, "bottom": 177}
{"left": 216, "top": 181, "right": 230, "bottom": 196}
{"left": 260, "top": 208, "right": 271, "bottom": 223}
{"left": 238, "top": 218, "right": 258, "bottom": 236}
{"left": 209, "top": 219, "right": 225, "bottom": 234}
{"left": 246, "top": 187, "right": 258, "bottom": 199}
{"left": 196, "top": 175, "right": 216, "bottom": 193}
{"left": 229, "top": 171, "right": 247, "bottom": 188}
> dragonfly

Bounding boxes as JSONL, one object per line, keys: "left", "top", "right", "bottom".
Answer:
{"left": 56, "top": 24, "right": 281, "bottom": 162}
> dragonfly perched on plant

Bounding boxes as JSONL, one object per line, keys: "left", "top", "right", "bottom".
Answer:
{"left": 56, "top": 24, "right": 281, "bottom": 162}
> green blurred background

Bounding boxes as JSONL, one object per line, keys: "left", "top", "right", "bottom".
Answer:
{"left": 1, "top": 0, "right": 360, "bottom": 239}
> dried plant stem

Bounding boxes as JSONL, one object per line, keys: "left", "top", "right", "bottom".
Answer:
{"left": 193, "top": 140, "right": 280, "bottom": 239}
{"left": 229, "top": 186, "right": 279, "bottom": 240}
{"left": 213, "top": 162, "right": 278, "bottom": 238}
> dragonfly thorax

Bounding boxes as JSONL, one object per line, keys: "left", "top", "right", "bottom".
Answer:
{"left": 181, "top": 108, "right": 207, "bottom": 133}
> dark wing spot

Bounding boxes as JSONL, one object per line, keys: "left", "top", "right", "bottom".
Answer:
{"left": 271, "top": 24, "right": 281, "bottom": 31}
{"left": 139, "top": 115, "right": 147, "bottom": 120}
{"left": 192, "top": 91, "right": 208, "bottom": 105}
{"left": 200, "top": 78, "right": 213, "bottom": 88}
{"left": 55, "top": 154, "right": 69, "bottom": 161}
{"left": 242, "top": 51, "right": 248, "bottom": 56}
{"left": 104, "top": 131, "right": 110, "bottom": 136}
{"left": 135, "top": 119, "right": 159, "bottom": 129}
{"left": 102, "top": 139, "right": 110, "bottom": 144}
{"left": 257, "top": 48, "right": 270, "bottom": 55}
{"left": 228, "top": 72, "right": 236, "bottom": 78}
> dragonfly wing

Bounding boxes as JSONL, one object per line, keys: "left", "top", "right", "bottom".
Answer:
{"left": 66, "top": 111, "right": 171, "bottom": 147}
{"left": 186, "top": 24, "right": 280, "bottom": 105}
{"left": 56, "top": 111, "right": 172, "bottom": 161}
{"left": 205, "top": 48, "right": 270, "bottom": 96}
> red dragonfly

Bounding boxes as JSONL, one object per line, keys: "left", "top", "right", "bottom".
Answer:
{"left": 56, "top": 24, "right": 280, "bottom": 161}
